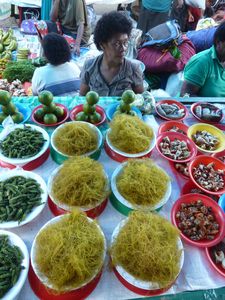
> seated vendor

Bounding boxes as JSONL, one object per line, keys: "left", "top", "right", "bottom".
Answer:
{"left": 180, "top": 21, "right": 225, "bottom": 97}
{"left": 79, "top": 11, "right": 144, "bottom": 97}
{"left": 32, "top": 33, "right": 81, "bottom": 96}
{"left": 50, "top": 0, "right": 91, "bottom": 55}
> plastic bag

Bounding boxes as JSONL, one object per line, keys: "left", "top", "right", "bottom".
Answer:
{"left": 185, "top": 0, "right": 206, "bottom": 9}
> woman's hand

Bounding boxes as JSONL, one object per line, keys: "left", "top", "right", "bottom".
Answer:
{"left": 74, "top": 44, "right": 81, "bottom": 56}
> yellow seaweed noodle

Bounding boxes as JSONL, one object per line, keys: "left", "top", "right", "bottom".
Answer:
{"left": 117, "top": 159, "right": 170, "bottom": 207}
{"left": 53, "top": 122, "right": 98, "bottom": 156}
{"left": 111, "top": 211, "right": 182, "bottom": 288}
{"left": 34, "top": 211, "right": 105, "bottom": 292}
{"left": 52, "top": 157, "right": 109, "bottom": 208}
{"left": 108, "top": 114, "right": 153, "bottom": 154}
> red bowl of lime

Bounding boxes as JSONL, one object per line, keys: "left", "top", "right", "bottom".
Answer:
{"left": 32, "top": 103, "right": 69, "bottom": 127}
{"left": 70, "top": 104, "right": 106, "bottom": 127}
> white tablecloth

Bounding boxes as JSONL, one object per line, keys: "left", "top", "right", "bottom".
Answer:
{"left": 4, "top": 115, "right": 225, "bottom": 300}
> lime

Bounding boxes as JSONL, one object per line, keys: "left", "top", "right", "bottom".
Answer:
{"left": 83, "top": 103, "right": 96, "bottom": 115}
{"left": 75, "top": 112, "right": 89, "bottom": 121}
{"left": 34, "top": 108, "right": 45, "bottom": 121}
{"left": 121, "top": 90, "right": 136, "bottom": 104}
{"left": 2, "top": 102, "right": 17, "bottom": 115}
{"left": 11, "top": 112, "right": 24, "bottom": 123}
{"left": 119, "top": 102, "right": 131, "bottom": 113}
{"left": 0, "top": 90, "right": 11, "bottom": 106}
{"left": 86, "top": 91, "right": 99, "bottom": 105}
{"left": 89, "top": 112, "right": 102, "bottom": 124}
{"left": 38, "top": 90, "right": 53, "bottom": 105}
{"left": 0, "top": 112, "right": 7, "bottom": 124}
{"left": 43, "top": 103, "right": 56, "bottom": 114}
{"left": 54, "top": 106, "right": 64, "bottom": 118}
{"left": 44, "top": 113, "right": 57, "bottom": 124}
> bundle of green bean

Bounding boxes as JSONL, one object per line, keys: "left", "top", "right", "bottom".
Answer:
{"left": 0, "top": 176, "right": 43, "bottom": 223}
{"left": 0, "top": 126, "right": 46, "bottom": 159}
{"left": 0, "top": 235, "right": 24, "bottom": 298}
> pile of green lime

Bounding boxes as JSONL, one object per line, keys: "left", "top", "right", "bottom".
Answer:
{"left": 0, "top": 90, "right": 23, "bottom": 124}
{"left": 34, "top": 91, "right": 64, "bottom": 125}
{"left": 114, "top": 90, "right": 136, "bottom": 117}
{"left": 76, "top": 91, "right": 101, "bottom": 124}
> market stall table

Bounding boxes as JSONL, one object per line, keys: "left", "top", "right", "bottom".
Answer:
{"left": 2, "top": 96, "right": 225, "bottom": 300}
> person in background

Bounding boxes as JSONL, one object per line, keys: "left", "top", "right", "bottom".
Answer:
{"left": 180, "top": 21, "right": 225, "bottom": 97}
{"left": 80, "top": 11, "right": 144, "bottom": 97}
{"left": 137, "top": 0, "right": 182, "bottom": 35}
{"left": 50, "top": 0, "right": 91, "bottom": 55}
{"left": 32, "top": 33, "right": 81, "bottom": 96}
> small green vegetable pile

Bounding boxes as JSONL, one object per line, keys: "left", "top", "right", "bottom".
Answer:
{"left": 0, "top": 235, "right": 24, "bottom": 298}
{"left": 76, "top": 91, "right": 101, "bottom": 124}
{"left": 3, "top": 60, "right": 36, "bottom": 83}
{"left": 0, "top": 126, "right": 45, "bottom": 159}
{"left": 0, "top": 176, "right": 43, "bottom": 223}
{"left": 0, "top": 90, "right": 23, "bottom": 124}
{"left": 34, "top": 90, "right": 64, "bottom": 125}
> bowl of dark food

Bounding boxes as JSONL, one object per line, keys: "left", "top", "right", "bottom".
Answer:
{"left": 0, "top": 124, "right": 50, "bottom": 167}
{"left": 187, "top": 123, "right": 225, "bottom": 154}
{"left": 181, "top": 180, "right": 219, "bottom": 202}
{"left": 206, "top": 239, "right": 225, "bottom": 277}
{"left": 212, "top": 149, "right": 225, "bottom": 164}
{"left": 156, "top": 132, "right": 197, "bottom": 163}
{"left": 189, "top": 155, "right": 225, "bottom": 195}
{"left": 155, "top": 100, "right": 188, "bottom": 121}
{"left": 158, "top": 121, "right": 188, "bottom": 136}
{"left": 171, "top": 193, "right": 225, "bottom": 247}
{"left": 191, "top": 102, "right": 223, "bottom": 124}
{"left": 0, "top": 230, "right": 29, "bottom": 300}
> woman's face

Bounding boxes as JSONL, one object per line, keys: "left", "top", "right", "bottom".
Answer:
{"left": 102, "top": 33, "right": 129, "bottom": 63}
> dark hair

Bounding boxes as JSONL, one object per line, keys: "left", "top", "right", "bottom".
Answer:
{"left": 94, "top": 11, "right": 132, "bottom": 50}
{"left": 42, "top": 33, "right": 71, "bottom": 65}
{"left": 214, "top": 21, "right": 225, "bottom": 45}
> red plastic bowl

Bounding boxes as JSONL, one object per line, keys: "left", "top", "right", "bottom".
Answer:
{"left": 181, "top": 180, "right": 219, "bottom": 201}
{"left": 70, "top": 104, "right": 106, "bottom": 127}
{"left": 155, "top": 99, "right": 188, "bottom": 121}
{"left": 205, "top": 245, "right": 225, "bottom": 278}
{"left": 191, "top": 102, "right": 223, "bottom": 124}
{"left": 169, "top": 161, "right": 190, "bottom": 180}
{"left": 189, "top": 155, "right": 225, "bottom": 195}
{"left": 158, "top": 121, "right": 188, "bottom": 136}
{"left": 156, "top": 131, "right": 197, "bottom": 163}
{"left": 32, "top": 103, "right": 69, "bottom": 127}
{"left": 171, "top": 193, "right": 225, "bottom": 247}
{"left": 212, "top": 149, "right": 225, "bottom": 164}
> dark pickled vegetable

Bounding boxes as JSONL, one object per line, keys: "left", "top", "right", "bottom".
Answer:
{"left": 0, "top": 176, "right": 43, "bottom": 223}
{"left": 0, "top": 235, "right": 24, "bottom": 298}
{"left": 0, "top": 126, "right": 46, "bottom": 159}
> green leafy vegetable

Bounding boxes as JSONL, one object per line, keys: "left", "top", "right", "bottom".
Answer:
{"left": 3, "top": 61, "right": 36, "bottom": 83}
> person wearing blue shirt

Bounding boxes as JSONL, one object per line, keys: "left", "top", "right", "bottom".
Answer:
{"left": 137, "top": 0, "right": 183, "bottom": 34}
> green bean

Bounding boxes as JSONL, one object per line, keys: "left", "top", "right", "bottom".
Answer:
{"left": 0, "top": 235, "right": 24, "bottom": 298}
{"left": 0, "top": 125, "right": 46, "bottom": 159}
{"left": 0, "top": 176, "right": 43, "bottom": 224}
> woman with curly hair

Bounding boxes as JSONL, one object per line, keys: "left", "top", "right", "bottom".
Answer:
{"left": 80, "top": 11, "right": 144, "bottom": 97}
{"left": 32, "top": 33, "right": 81, "bottom": 96}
